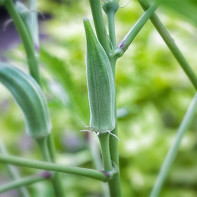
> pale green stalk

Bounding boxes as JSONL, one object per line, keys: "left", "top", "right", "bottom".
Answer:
{"left": 88, "top": 1, "right": 121, "bottom": 196}
{"left": 102, "top": 3, "right": 122, "bottom": 196}
{"left": 4, "top": 0, "right": 40, "bottom": 83}
{"left": 29, "top": 0, "right": 39, "bottom": 53}
{"left": 47, "top": 135, "right": 65, "bottom": 197}
{"left": 87, "top": 133, "right": 110, "bottom": 197}
{"left": 150, "top": 93, "right": 197, "bottom": 197}
{"left": 0, "top": 172, "right": 51, "bottom": 194}
{"left": 37, "top": 138, "right": 65, "bottom": 197}
{"left": 107, "top": 11, "right": 117, "bottom": 48}
{"left": 0, "top": 140, "right": 29, "bottom": 197}
{"left": 0, "top": 154, "right": 116, "bottom": 181}
{"left": 138, "top": 0, "right": 197, "bottom": 90}
{"left": 99, "top": 133, "right": 113, "bottom": 171}
{"left": 4, "top": 1, "right": 65, "bottom": 195}
{"left": 117, "top": 0, "right": 159, "bottom": 56}
{"left": 108, "top": 60, "right": 122, "bottom": 197}
{"left": 89, "top": 0, "right": 111, "bottom": 56}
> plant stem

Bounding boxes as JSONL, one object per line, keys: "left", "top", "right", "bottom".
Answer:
{"left": 4, "top": 0, "right": 40, "bottom": 83}
{"left": 150, "top": 93, "right": 197, "bottom": 197}
{"left": 47, "top": 134, "right": 65, "bottom": 197}
{"left": 99, "top": 133, "right": 112, "bottom": 171}
{"left": 87, "top": 133, "right": 110, "bottom": 197}
{"left": 0, "top": 172, "right": 52, "bottom": 194}
{"left": 0, "top": 154, "right": 116, "bottom": 182}
{"left": 98, "top": 133, "right": 113, "bottom": 197}
{"left": 89, "top": 0, "right": 111, "bottom": 56}
{"left": 99, "top": 131, "right": 121, "bottom": 197}
{"left": 88, "top": 1, "right": 121, "bottom": 195}
{"left": 107, "top": 11, "right": 116, "bottom": 49}
{"left": 0, "top": 140, "right": 29, "bottom": 197}
{"left": 105, "top": 58, "right": 122, "bottom": 197}
{"left": 108, "top": 125, "right": 121, "bottom": 197}
{"left": 118, "top": 0, "right": 159, "bottom": 56}
{"left": 37, "top": 138, "right": 51, "bottom": 161}
{"left": 98, "top": 132, "right": 116, "bottom": 197}
{"left": 47, "top": 134, "right": 56, "bottom": 163}
{"left": 29, "top": 0, "right": 39, "bottom": 53}
{"left": 138, "top": 0, "right": 197, "bottom": 90}
{"left": 37, "top": 138, "right": 65, "bottom": 197}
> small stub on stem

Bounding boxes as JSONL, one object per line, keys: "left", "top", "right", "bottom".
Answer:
{"left": 81, "top": 126, "right": 120, "bottom": 141}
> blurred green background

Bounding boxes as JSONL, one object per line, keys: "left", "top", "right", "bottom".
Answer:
{"left": 1, "top": 0, "right": 197, "bottom": 196}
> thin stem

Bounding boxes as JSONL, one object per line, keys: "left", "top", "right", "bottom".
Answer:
{"left": 118, "top": 0, "right": 159, "bottom": 56}
{"left": 0, "top": 140, "right": 29, "bottom": 197}
{"left": 98, "top": 133, "right": 113, "bottom": 197}
{"left": 4, "top": 0, "right": 40, "bottom": 83}
{"left": 108, "top": 59, "right": 122, "bottom": 197}
{"left": 47, "top": 134, "right": 56, "bottom": 163}
{"left": 89, "top": 0, "right": 111, "bottom": 56}
{"left": 98, "top": 133, "right": 112, "bottom": 171}
{"left": 87, "top": 133, "right": 110, "bottom": 197}
{"left": 46, "top": 134, "right": 65, "bottom": 197}
{"left": 107, "top": 11, "right": 116, "bottom": 49}
{"left": 138, "top": 0, "right": 197, "bottom": 90}
{"left": 37, "top": 138, "right": 51, "bottom": 161}
{"left": 0, "top": 172, "right": 52, "bottom": 194}
{"left": 0, "top": 154, "right": 116, "bottom": 182}
{"left": 29, "top": 0, "right": 39, "bottom": 53}
{"left": 99, "top": 133, "right": 118, "bottom": 197}
{"left": 36, "top": 138, "right": 65, "bottom": 197}
{"left": 150, "top": 93, "right": 197, "bottom": 197}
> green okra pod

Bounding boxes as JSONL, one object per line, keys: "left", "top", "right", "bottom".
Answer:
{"left": 84, "top": 19, "right": 115, "bottom": 132}
{"left": 0, "top": 63, "right": 51, "bottom": 139}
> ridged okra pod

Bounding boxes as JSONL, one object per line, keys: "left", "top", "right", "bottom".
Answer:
{"left": 84, "top": 19, "right": 115, "bottom": 132}
{"left": 0, "top": 63, "right": 51, "bottom": 139}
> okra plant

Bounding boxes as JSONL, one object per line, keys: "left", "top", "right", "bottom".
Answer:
{"left": 0, "top": 0, "right": 197, "bottom": 196}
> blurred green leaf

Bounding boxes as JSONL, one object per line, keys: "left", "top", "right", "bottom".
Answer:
{"left": 40, "top": 48, "right": 89, "bottom": 123}
{"left": 160, "top": 0, "right": 197, "bottom": 26}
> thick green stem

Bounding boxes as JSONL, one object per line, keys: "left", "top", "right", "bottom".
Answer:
{"left": 0, "top": 172, "right": 52, "bottom": 194}
{"left": 108, "top": 125, "right": 121, "bottom": 197}
{"left": 117, "top": 0, "right": 159, "bottom": 56}
{"left": 87, "top": 133, "right": 110, "bottom": 197}
{"left": 138, "top": 0, "right": 197, "bottom": 90}
{"left": 0, "top": 154, "right": 116, "bottom": 182}
{"left": 89, "top": 0, "right": 111, "bottom": 56}
{"left": 107, "top": 59, "right": 122, "bottom": 197}
{"left": 37, "top": 138, "right": 65, "bottom": 197}
{"left": 0, "top": 140, "right": 29, "bottom": 197}
{"left": 4, "top": 0, "right": 40, "bottom": 83}
{"left": 150, "top": 93, "right": 197, "bottom": 197}
{"left": 99, "top": 133, "right": 112, "bottom": 171}
{"left": 99, "top": 133, "right": 114, "bottom": 197}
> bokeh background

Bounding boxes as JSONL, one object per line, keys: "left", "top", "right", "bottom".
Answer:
{"left": 0, "top": 0, "right": 197, "bottom": 196}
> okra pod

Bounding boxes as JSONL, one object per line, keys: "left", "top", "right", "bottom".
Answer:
{"left": 0, "top": 63, "right": 51, "bottom": 139}
{"left": 84, "top": 19, "right": 115, "bottom": 132}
